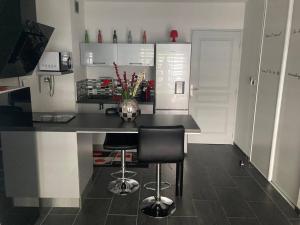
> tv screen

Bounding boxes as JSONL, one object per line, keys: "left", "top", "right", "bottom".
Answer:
{"left": 0, "top": 0, "right": 54, "bottom": 78}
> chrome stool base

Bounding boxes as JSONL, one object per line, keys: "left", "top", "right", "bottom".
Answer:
{"left": 141, "top": 196, "right": 176, "bottom": 218}
{"left": 111, "top": 170, "right": 137, "bottom": 179}
{"left": 108, "top": 178, "right": 140, "bottom": 196}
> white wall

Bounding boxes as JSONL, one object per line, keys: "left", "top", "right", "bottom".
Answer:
{"left": 234, "top": 0, "right": 266, "bottom": 156}
{"left": 70, "top": 0, "right": 87, "bottom": 83}
{"left": 85, "top": 2, "right": 245, "bottom": 43}
{"left": 84, "top": 2, "right": 245, "bottom": 79}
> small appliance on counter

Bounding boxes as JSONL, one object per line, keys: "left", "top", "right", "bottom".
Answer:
{"left": 38, "top": 51, "right": 72, "bottom": 72}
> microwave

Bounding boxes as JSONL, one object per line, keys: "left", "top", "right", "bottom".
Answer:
{"left": 38, "top": 51, "right": 72, "bottom": 72}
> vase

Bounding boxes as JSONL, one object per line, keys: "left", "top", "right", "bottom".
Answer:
{"left": 118, "top": 99, "right": 140, "bottom": 122}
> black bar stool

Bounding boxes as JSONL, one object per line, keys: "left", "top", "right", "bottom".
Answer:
{"left": 103, "top": 108, "right": 140, "bottom": 196}
{"left": 104, "top": 133, "right": 139, "bottom": 195}
{"left": 138, "top": 126, "right": 184, "bottom": 218}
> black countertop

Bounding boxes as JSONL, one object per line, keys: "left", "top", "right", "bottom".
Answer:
{"left": 0, "top": 113, "right": 200, "bottom": 133}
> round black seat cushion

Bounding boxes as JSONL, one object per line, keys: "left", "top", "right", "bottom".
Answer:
{"left": 103, "top": 133, "right": 138, "bottom": 150}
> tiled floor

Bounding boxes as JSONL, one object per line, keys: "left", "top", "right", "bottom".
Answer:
{"left": 37, "top": 144, "right": 300, "bottom": 225}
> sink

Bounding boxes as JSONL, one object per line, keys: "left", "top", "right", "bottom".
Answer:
{"left": 33, "top": 114, "right": 75, "bottom": 123}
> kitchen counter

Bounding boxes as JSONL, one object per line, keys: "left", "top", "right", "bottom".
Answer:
{"left": 1, "top": 113, "right": 200, "bottom": 133}
{"left": 0, "top": 113, "right": 200, "bottom": 206}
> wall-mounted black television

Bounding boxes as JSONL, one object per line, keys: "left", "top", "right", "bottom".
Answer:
{"left": 0, "top": 0, "right": 54, "bottom": 78}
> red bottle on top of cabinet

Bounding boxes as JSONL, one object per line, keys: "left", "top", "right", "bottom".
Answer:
{"left": 143, "top": 31, "right": 147, "bottom": 44}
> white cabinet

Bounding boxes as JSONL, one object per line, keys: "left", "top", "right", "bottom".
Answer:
{"left": 1, "top": 131, "right": 93, "bottom": 207}
{"left": 80, "top": 43, "right": 154, "bottom": 67}
{"left": 117, "top": 44, "right": 154, "bottom": 66}
{"left": 80, "top": 43, "right": 117, "bottom": 66}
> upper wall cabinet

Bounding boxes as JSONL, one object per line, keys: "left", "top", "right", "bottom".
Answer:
{"left": 117, "top": 44, "right": 154, "bottom": 66}
{"left": 80, "top": 43, "right": 117, "bottom": 66}
{"left": 80, "top": 43, "right": 154, "bottom": 67}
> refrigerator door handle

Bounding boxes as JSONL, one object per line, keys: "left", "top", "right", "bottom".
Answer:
{"left": 190, "top": 84, "right": 194, "bottom": 97}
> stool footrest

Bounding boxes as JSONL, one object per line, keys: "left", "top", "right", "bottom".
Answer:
{"left": 143, "top": 181, "right": 171, "bottom": 191}
{"left": 111, "top": 170, "right": 137, "bottom": 179}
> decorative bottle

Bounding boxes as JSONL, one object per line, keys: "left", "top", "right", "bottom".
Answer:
{"left": 97, "top": 29, "right": 102, "bottom": 43}
{"left": 128, "top": 30, "right": 132, "bottom": 43}
{"left": 143, "top": 31, "right": 147, "bottom": 44}
{"left": 113, "top": 30, "right": 117, "bottom": 43}
{"left": 85, "top": 30, "right": 90, "bottom": 43}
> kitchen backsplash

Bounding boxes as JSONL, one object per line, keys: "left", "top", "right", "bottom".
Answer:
{"left": 76, "top": 78, "right": 155, "bottom": 102}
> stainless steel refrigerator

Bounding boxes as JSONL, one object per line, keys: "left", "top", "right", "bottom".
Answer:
{"left": 155, "top": 43, "right": 191, "bottom": 115}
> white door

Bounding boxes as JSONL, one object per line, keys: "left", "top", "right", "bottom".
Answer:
{"left": 234, "top": 0, "right": 266, "bottom": 157}
{"left": 250, "top": 0, "right": 289, "bottom": 178}
{"left": 189, "top": 30, "right": 241, "bottom": 144}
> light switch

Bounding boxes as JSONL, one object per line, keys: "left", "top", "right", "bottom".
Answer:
{"left": 175, "top": 81, "right": 185, "bottom": 94}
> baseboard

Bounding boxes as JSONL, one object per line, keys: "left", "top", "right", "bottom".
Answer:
{"left": 40, "top": 198, "right": 80, "bottom": 208}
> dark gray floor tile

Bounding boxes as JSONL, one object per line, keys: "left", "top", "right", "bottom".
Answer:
{"left": 207, "top": 167, "right": 236, "bottom": 187}
{"left": 168, "top": 216, "right": 198, "bottom": 225}
{"left": 215, "top": 187, "right": 255, "bottom": 218}
{"left": 50, "top": 207, "right": 79, "bottom": 215}
{"left": 290, "top": 219, "right": 300, "bottom": 225}
{"left": 109, "top": 190, "right": 140, "bottom": 215}
{"left": 105, "top": 215, "right": 136, "bottom": 225}
{"left": 267, "top": 190, "right": 300, "bottom": 219}
{"left": 172, "top": 196, "right": 197, "bottom": 216}
{"left": 137, "top": 213, "right": 167, "bottom": 225}
{"left": 233, "top": 177, "right": 271, "bottom": 202}
{"left": 74, "top": 213, "right": 106, "bottom": 225}
{"left": 41, "top": 215, "right": 75, "bottom": 225}
{"left": 86, "top": 180, "right": 114, "bottom": 198}
{"left": 184, "top": 184, "right": 218, "bottom": 200}
{"left": 184, "top": 171, "right": 212, "bottom": 187}
{"left": 81, "top": 198, "right": 111, "bottom": 215}
{"left": 247, "top": 166, "right": 300, "bottom": 219}
{"left": 248, "top": 202, "right": 290, "bottom": 225}
{"left": 2, "top": 213, "right": 39, "bottom": 225}
{"left": 33, "top": 207, "right": 52, "bottom": 225}
{"left": 193, "top": 200, "right": 230, "bottom": 225}
{"left": 246, "top": 166, "right": 270, "bottom": 189}
{"left": 228, "top": 218, "right": 261, "bottom": 225}
{"left": 73, "top": 199, "right": 111, "bottom": 225}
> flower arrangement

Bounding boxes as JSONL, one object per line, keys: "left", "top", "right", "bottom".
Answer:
{"left": 113, "top": 62, "right": 145, "bottom": 100}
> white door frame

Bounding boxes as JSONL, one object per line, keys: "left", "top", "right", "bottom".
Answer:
{"left": 188, "top": 29, "right": 242, "bottom": 144}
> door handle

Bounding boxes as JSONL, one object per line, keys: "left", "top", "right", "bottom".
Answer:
{"left": 190, "top": 85, "right": 195, "bottom": 97}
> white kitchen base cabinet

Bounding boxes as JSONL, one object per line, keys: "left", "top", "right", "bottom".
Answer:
{"left": 1, "top": 132, "right": 93, "bottom": 207}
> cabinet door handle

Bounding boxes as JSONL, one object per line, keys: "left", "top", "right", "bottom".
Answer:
{"left": 129, "top": 62, "right": 142, "bottom": 65}
{"left": 94, "top": 62, "right": 106, "bottom": 65}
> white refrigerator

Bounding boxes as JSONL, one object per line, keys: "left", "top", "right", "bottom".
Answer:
{"left": 155, "top": 43, "right": 191, "bottom": 115}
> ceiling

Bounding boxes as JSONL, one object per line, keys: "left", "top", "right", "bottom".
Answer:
{"left": 85, "top": 0, "right": 247, "bottom": 2}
